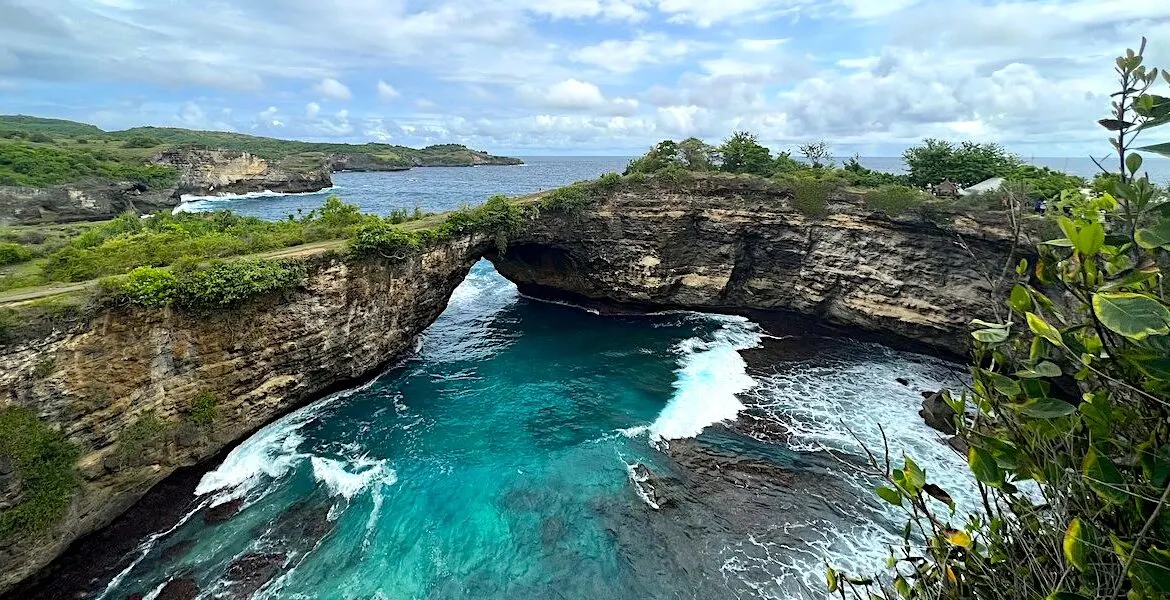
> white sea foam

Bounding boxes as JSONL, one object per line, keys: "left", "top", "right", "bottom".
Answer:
{"left": 310, "top": 455, "right": 398, "bottom": 500}
{"left": 648, "top": 315, "right": 763, "bottom": 442}
{"left": 623, "top": 462, "right": 660, "bottom": 510}
{"left": 194, "top": 378, "right": 379, "bottom": 502}
{"left": 727, "top": 340, "right": 974, "bottom": 597}
{"left": 172, "top": 186, "right": 337, "bottom": 214}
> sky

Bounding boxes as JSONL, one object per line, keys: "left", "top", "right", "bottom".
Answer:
{"left": 1, "top": 0, "right": 1170, "bottom": 156}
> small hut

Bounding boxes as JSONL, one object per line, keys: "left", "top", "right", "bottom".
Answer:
{"left": 932, "top": 179, "right": 960, "bottom": 198}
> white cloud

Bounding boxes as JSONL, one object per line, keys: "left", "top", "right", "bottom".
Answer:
{"left": 537, "top": 79, "right": 607, "bottom": 109}
{"left": 377, "top": 80, "right": 400, "bottom": 101}
{"left": 572, "top": 34, "right": 693, "bottom": 73}
{"left": 312, "top": 77, "right": 352, "bottom": 101}
{"left": 305, "top": 102, "right": 320, "bottom": 119}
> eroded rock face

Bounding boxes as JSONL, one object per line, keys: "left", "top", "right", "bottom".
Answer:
{"left": 491, "top": 178, "right": 1015, "bottom": 351}
{"left": 153, "top": 149, "right": 332, "bottom": 198}
{"left": 0, "top": 236, "right": 487, "bottom": 593}
{"left": 0, "top": 182, "right": 176, "bottom": 225}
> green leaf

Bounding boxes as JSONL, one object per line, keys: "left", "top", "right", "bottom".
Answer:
{"left": 1012, "top": 397, "right": 1077, "bottom": 418}
{"left": 1128, "top": 152, "right": 1144, "bottom": 175}
{"left": 1047, "top": 593, "right": 1090, "bottom": 600}
{"left": 1140, "top": 142, "right": 1170, "bottom": 158}
{"left": 985, "top": 370, "right": 1021, "bottom": 396}
{"left": 876, "top": 486, "right": 903, "bottom": 507}
{"left": 1083, "top": 446, "right": 1129, "bottom": 505}
{"left": 1009, "top": 284, "right": 1033, "bottom": 313}
{"left": 1076, "top": 223, "right": 1105, "bottom": 256}
{"left": 1063, "top": 517, "right": 1090, "bottom": 572}
{"left": 972, "top": 327, "right": 1010, "bottom": 343}
{"left": 1027, "top": 312, "right": 1063, "bottom": 345}
{"left": 826, "top": 567, "right": 838, "bottom": 593}
{"left": 1092, "top": 292, "right": 1170, "bottom": 340}
{"left": 1016, "top": 361, "right": 1061, "bottom": 379}
{"left": 1135, "top": 218, "right": 1170, "bottom": 249}
{"left": 903, "top": 456, "right": 925, "bottom": 490}
{"left": 1042, "top": 238, "right": 1075, "bottom": 248}
{"left": 1133, "top": 356, "right": 1170, "bottom": 381}
{"left": 969, "top": 446, "right": 1004, "bottom": 487}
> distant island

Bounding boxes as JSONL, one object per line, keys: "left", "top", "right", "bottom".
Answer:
{"left": 0, "top": 115, "right": 522, "bottom": 224}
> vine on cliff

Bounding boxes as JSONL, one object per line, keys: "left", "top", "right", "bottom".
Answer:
{"left": 831, "top": 39, "right": 1170, "bottom": 600}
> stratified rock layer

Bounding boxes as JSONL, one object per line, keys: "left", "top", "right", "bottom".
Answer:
{"left": 491, "top": 177, "right": 1014, "bottom": 350}
{"left": 0, "top": 236, "right": 486, "bottom": 592}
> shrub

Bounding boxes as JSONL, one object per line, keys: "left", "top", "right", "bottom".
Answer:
{"left": 351, "top": 223, "right": 423, "bottom": 258}
{"left": 120, "top": 135, "right": 161, "bottom": 149}
{"left": 189, "top": 393, "right": 218, "bottom": 428}
{"left": 174, "top": 259, "right": 306, "bottom": 309}
{"left": 0, "top": 242, "right": 33, "bottom": 265}
{"left": 781, "top": 176, "right": 838, "bottom": 218}
{"left": 541, "top": 184, "right": 593, "bottom": 212}
{"left": 864, "top": 185, "right": 927, "bottom": 217}
{"left": 117, "top": 267, "right": 178, "bottom": 307}
{"left": 834, "top": 38, "right": 1170, "bottom": 600}
{"left": 116, "top": 412, "right": 166, "bottom": 462}
{"left": 27, "top": 132, "right": 51, "bottom": 143}
{"left": 0, "top": 407, "right": 79, "bottom": 540}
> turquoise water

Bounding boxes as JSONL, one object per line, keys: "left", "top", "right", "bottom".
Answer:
{"left": 95, "top": 261, "right": 973, "bottom": 600}
{"left": 102, "top": 163, "right": 982, "bottom": 599}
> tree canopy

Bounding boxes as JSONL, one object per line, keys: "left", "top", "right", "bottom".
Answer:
{"left": 902, "top": 139, "right": 1023, "bottom": 187}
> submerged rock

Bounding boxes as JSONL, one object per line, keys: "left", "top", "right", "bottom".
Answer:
{"left": 222, "top": 552, "right": 286, "bottom": 600}
{"left": 919, "top": 391, "right": 957, "bottom": 435}
{"left": 202, "top": 498, "right": 244, "bottom": 525}
{"left": 155, "top": 577, "right": 198, "bottom": 600}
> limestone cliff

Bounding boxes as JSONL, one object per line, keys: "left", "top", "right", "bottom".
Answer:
{"left": 0, "top": 236, "right": 486, "bottom": 592}
{"left": 0, "top": 175, "right": 1018, "bottom": 593}
{"left": 0, "top": 181, "right": 175, "bottom": 225}
{"left": 153, "top": 149, "right": 333, "bottom": 198}
{"left": 491, "top": 177, "right": 1015, "bottom": 351}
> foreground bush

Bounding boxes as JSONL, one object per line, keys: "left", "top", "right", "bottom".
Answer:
{"left": 833, "top": 38, "right": 1170, "bottom": 600}
{"left": 104, "top": 259, "right": 307, "bottom": 309}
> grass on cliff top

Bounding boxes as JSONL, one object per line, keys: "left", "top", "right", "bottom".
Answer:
{"left": 0, "top": 406, "right": 80, "bottom": 541}
{"left": 0, "top": 197, "right": 395, "bottom": 292}
{"left": 0, "top": 115, "right": 521, "bottom": 169}
{"left": 0, "top": 140, "right": 176, "bottom": 188}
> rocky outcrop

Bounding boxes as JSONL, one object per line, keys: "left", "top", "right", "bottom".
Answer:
{"left": 0, "top": 235, "right": 487, "bottom": 593}
{"left": 0, "top": 181, "right": 176, "bottom": 225}
{"left": 153, "top": 149, "right": 333, "bottom": 198}
{"left": 329, "top": 153, "right": 411, "bottom": 172}
{"left": 490, "top": 176, "right": 1015, "bottom": 351}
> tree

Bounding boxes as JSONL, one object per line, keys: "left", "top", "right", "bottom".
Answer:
{"left": 677, "top": 137, "right": 720, "bottom": 171}
{"left": 902, "top": 139, "right": 1022, "bottom": 187}
{"left": 834, "top": 38, "right": 1170, "bottom": 600}
{"left": 719, "top": 131, "right": 772, "bottom": 176}
{"left": 799, "top": 140, "right": 833, "bottom": 169}
{"left": 624, "top": 140, "right": 681, "bottom": 175}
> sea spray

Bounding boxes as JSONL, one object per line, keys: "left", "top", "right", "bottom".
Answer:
{"left": 649, "top": 315, "right": 763, "bottom": 442}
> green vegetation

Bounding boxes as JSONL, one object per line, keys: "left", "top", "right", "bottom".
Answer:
{"left": 0, "top": 406, "right": 79, "bottom": 540}
{"left": 116, "top": 412, "right": 166, "bottom": 463}
{"left": 351, "top": 194, "right": 529, "bottom": 257}
{"left": 188, "top": 393, "right": 218, "bottom": 428}
{"left": 833, "top": 39, "right": 1170, "bottom": 600}
{"left": 103, "top": 259, "right": 307, "bottom": 310}
{"left": 0, "top": 115, "right": 520, "bottom": 171}
{"left": 864, "top": 185, "right": 929, "bottom": 217}
{"left": 902, "top": 139, "right": 1023, "bottom": 187}
{"left": 0, "top": 141, "right": 176, "bottom": 188}
{"left": 0, "top": 196, "right": 375, "bottom": 291}
{"left": 0, "top": 242, "right": 32, "bottom": 265}
{"left": 786, "top": 178, "right": 835, "bottom": 218}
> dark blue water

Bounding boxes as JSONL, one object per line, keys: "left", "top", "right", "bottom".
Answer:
{"left": 178, "top": 157, "right": 631, "bottom": 219}
{"left": 108, "top": 160, "right": 980, "bottom": 600}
